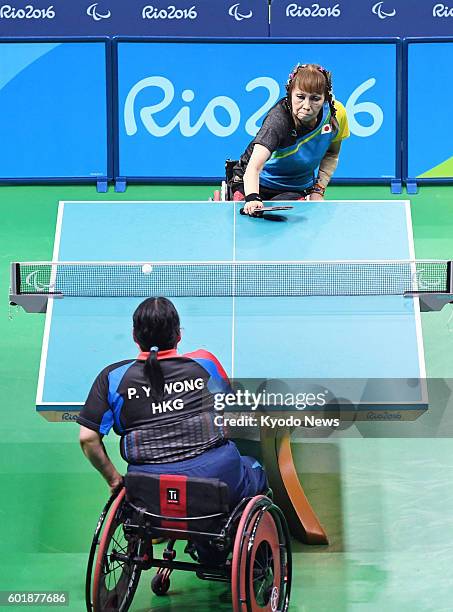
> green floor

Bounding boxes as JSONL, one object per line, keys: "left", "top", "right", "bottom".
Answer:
{"left": 1, "top": 184, "right": 453, "bottom": 611}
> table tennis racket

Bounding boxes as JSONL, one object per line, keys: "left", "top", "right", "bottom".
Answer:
{"left": 239, "top": 205, "right": 294, "bottom": 217}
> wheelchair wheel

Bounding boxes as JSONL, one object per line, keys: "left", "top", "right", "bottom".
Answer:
{"left": 231, "top": 495, "right": 292, "bottom": 612}
{"left": 90, "top": 488, "right": 142, "bottom": 612}
{"left": 151, "top": 571, "right": 170, "bottom": 595}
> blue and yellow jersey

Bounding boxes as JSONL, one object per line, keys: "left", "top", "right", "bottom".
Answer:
{"left": 234, "top": 98, "right": 349, "bottom": 192}
{"left": 260, "top": 100, "right": 349, "bottom": 191}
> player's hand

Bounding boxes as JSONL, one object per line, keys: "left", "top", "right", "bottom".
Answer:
{"left": 243, "top": 200, "right": 264, "bottom": 215}
{"left": 308, "top": 192, "right": 324, "bottom": 201}
{"left": 308, "top": 191, "right": 324, "bottom": 201}
{"left": 109, "top": 474, "right": 124, "bottom": 496}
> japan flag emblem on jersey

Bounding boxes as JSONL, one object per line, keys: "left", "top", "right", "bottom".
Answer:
{"left": 322, "top": 124, "right": 332, "bottom": 134}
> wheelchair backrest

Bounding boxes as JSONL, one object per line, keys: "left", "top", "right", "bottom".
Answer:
{"left": 225, "top": 159, "right": 238, "bottom": 182}
{"left": 125, "top": 472, "right": 230, "bottom": 533}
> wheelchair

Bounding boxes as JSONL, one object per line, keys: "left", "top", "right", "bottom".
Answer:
{"left": 85, "top": 472, "right": 292, "bottom": 612}
{"left": 212, "top": 159, "right": 314, "bottom": 204}
{"left": 212, "top": 159, "right": 237, "bottom": 202}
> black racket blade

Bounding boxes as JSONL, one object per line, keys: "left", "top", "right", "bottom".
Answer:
{"left": 239, "top": 205, "right": 294, "bottom": 216}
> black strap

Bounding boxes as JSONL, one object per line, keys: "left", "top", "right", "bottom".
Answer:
{"left": 245, "top": 192, "right": 262, "bottom": 203}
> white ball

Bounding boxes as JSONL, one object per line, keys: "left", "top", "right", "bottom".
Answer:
{"left": 141, "top": 264, "right": 153, "bottom": 274}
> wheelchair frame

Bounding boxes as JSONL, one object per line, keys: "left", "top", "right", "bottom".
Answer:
{"left": 85, "top": 484, "right": 292, "bottom": 612}
{"left": 213, "top": 159, "right": 237, "bottom": 202}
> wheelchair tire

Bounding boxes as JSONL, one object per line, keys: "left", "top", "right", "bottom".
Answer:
{"left": 91, "top": 488, "right": 142, "bottom": 612}
{"left": 151, "top": 572, "right": 170, "bottom": 596}
{"left": 231, "top": 495, "right": 292, "bottom": 612}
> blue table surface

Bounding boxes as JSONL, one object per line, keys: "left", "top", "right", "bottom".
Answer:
{"left": 37, "top": 201, "right": 426, "bottom": 408}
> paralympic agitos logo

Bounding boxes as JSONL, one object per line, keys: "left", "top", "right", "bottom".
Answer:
{"left": 86, "top": 3, "right": 111, "bottom": 21}
{"left": 228, "top": 3, "right": 253, "bottom": 21}
{"left": 371, "top": 2, "right": 396, "bottom": 19}
{"left": 25, "top": 270, "right": 55, "bottom": 292}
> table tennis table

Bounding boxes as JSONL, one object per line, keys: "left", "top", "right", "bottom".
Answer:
{"left": 29, "top": 200, "right": 430, "bottom": 543}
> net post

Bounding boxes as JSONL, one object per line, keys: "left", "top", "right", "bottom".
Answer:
{"left": 415, "top": 263, "right": 453, "bottom": 312}
{"left": 9, "top": 262, "right": 54, "bottom": 313}
{"left": 447, "top": 261, "right": 453, "bottom": 293}
{"left": 10, "top": 262, "right": 20, "bottom": 296}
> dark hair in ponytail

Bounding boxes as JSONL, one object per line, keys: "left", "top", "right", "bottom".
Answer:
{"left": 132, "top": 297, "right": 180, "bottom": 403}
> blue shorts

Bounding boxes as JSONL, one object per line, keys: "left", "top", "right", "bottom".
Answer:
{"left": 127, "top": 440, "right": 267, "bottom": 507}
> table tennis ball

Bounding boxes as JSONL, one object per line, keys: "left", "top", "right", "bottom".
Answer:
{"left": 142, "top": 264, "right": 153, "bottom": 274}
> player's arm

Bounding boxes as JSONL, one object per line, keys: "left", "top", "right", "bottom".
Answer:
{"left": 243, "top": 144, "right": 271, "bottom": 215}
{"left": 312, "top": 100, "right": 349, "bottom": 201}
{"left": 79, "top": 425, "right": 123, "bottom": 495}
{"left": 311, "top": 140, "right": 342, "bottom": 201}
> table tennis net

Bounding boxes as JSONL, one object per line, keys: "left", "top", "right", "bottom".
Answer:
{"left": 12, "top": 260, "right": 452, "bottom": 298}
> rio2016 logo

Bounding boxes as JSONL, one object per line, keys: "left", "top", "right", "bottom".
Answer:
{"left": 0, "top": 4, "right": 55, "bottom": 18}
{"left": 432, "top": 3, "right": 453, "bottom": 16}
{"left": 285, "top": 3, "right": 341, "bottom": 17}
{"left": 142, "top": 5, "right": 197, "bottom": 19}
{"left": 62, "top": 413, "right": 78, "bottom": 422}
{"left": 124, "top": 76, "right": 383, "bottom": 139}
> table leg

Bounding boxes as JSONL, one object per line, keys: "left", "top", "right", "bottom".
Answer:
{"left": 260, "top": 426, "right": 328, "bottom": 544}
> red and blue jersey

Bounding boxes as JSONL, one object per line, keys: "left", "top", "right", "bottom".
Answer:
{"left": 77, "top": 348, "right": 230, "bottom": 464}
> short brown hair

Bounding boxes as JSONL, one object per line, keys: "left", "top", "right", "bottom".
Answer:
{"left": 292, "top": 64, "right": 327, "bottom": 96}
{"left": 286, "top": 63, "right": 337, "bottom": 127}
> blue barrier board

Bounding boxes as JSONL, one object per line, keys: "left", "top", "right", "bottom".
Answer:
{"left": 0, "top": 41, "right": 109, "bottom": 180}
{"left": 0, "top": 1, "right": 269, "bottom": 37}
{"left": 407, "top": 40, "right": 453, "bottom": 179}
{"left": 117, "top": 40, "right": 397, "bottom": 180}
{"left": 270, "top": 0, "right": 453, "bottom": 37}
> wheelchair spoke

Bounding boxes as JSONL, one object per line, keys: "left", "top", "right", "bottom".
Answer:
{"left": 255, "top": 545, "right": 272, "bottom": 572}
{"left": 110, "top": 536, "right": 128, "bottom": 553}
{"left": 254, "top": 578, "right": 272, "bottom": 606}
{"left": 253, "top": 557, "right": 266, "bottom": 572}
{"left": 252, "top": 540, "right": 275, "bottom": 606}
{"left": 108, "top": 559, "right": 125, "bottom": 575}
{"left": 98, "top": 529, "right": 140, "bottom": 608}
{"left": 91, "top": 491, "right": 142, "bottom": 612}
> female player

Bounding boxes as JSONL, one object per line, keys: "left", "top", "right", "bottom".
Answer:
{"left": 77, "top": 297, "right": 266, "bottom": 507}
{"left": 232, "top": 63, "right": 350, "bottom": 214}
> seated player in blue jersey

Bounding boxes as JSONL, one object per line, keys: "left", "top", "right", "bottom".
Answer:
{"left": 231, "top": 63, "right": 350, "bottom": 215}
{"left": 77, "top": 297, "right": 267, "bottom": 557}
